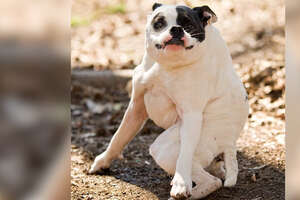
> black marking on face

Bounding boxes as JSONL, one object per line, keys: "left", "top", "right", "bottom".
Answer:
{"left": 152, "top": 13, "right": 167, "bottom": 31}
{"left": 176, "top": 6, "right": 205, "bottom": 42}
{"left": 175, "top": 5, "right": 216, "bottom": 42}
{"left": 152, "top": 3, "right": 162, "bottom": 11}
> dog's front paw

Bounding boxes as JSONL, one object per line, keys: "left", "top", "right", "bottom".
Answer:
{"left": 224, "top": 175, "right": 237, "bottom": 187}
{"left": 170, "top": 173, "right": 192, "bottom": 199}
{"left": 88, "top": 151, "right": 112, "bottom": 174}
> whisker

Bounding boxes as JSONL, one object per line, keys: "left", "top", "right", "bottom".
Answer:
{"left": 190, "top": 33, "right": 205, "bottom": 36}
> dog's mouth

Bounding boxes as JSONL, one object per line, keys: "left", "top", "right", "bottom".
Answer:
{"left": 165, "top": 38, "right": 184, "bottom": 46}
{"left": 155, "top": 38, "right": 194, "bottom": 50}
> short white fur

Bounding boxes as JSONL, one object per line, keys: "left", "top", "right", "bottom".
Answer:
{"left": 89, "top": 4, "right": 248, "bottom": 200}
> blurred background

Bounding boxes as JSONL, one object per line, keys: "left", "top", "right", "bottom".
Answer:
{"left": 0, "top": 0, "right": 69, "bottom": 199}
{"left": 71, "top": 0, "right": 286, "bottom": 199}
{"left": 286, "top": 0, "right": 300, "bottom": 199}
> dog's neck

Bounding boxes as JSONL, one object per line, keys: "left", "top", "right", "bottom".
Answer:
{"left": 158, "top": 56, "right": 202, "bottom": 71}
{"left": 155, "top": 39, "right": 210, "bottom": 70}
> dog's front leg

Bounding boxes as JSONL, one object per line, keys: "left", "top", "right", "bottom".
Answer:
{"left": 89, "top": 73, "right": 148, "bottom": 174}
{"left": 170, "top": 112, "right": 202, "bottom": 199}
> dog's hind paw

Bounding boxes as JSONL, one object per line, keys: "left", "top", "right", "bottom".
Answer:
{"left": 224, "top": 175, "right": 237, "bottom": 187}
{"left": 191, "top": 178, "right": 222, "bottom": 199}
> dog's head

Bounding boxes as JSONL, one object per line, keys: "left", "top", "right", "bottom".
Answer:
{"left": 146, "top": 3, "right": 217, "bottom": 67}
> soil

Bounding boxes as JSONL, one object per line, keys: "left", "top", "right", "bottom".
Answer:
{"left": 71, "top": 80, "right": 284, "bottom": 200}
{"left": 71, "top": 0, "right": 285, "bottom": 199}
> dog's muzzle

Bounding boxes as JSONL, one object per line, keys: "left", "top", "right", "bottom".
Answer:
{"left": 155, "top": 26, "right": 194, "bottom": 50}
{"left": 155, "top": 38, "right": 194, "bottom": 50}
{"left": 165, "top": 38, "right": 184, "bottom": 46}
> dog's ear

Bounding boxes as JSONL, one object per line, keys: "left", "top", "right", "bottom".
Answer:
{"left": 193, "top": 5, "right": 217, "bottom": 25}
{"left": 152, "top": 3, "right": 163, "bottom": 11}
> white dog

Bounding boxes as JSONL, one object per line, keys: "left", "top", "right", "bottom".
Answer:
{"left": 89, "top": 3, "right": 249, "bottom": 199}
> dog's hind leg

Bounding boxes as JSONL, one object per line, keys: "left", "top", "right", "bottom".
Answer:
{"left": 150, "top": 125, "right": 223, "bottom": 199}
{"left": 149, "top": 123, "right": 180, "bottom": 175}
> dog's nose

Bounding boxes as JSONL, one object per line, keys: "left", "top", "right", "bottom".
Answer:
{"left": 170, "top": 26, "right": 184, "bottom": 38}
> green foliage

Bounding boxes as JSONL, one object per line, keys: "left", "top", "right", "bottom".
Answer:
{"left": 106, "top": 2, "right": 126, "bottom": 14}
{"left": 71, "top": 2, "right": 126, "bottom": 27}
{"left": 71, "top": 16, "right": 90, "bottom": 27}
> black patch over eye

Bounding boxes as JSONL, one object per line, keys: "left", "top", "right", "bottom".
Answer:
{"left": 176, "top": 6, "right": 206, "bottom": 42}
{"left": 178, "top": 15, "right": 196, "bottom": 34}
{"left": 181, "top": 17, "right": 194, "bottom": 31}
{"left": 181, "top": 16, "right": 192, "bottom": 25}
{"left": 153, "top": 17, "right": 167, "bottom": 31}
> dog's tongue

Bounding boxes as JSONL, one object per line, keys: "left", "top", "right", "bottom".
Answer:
{"left": 165, "top": 44, "right": 183, "bottom": 51}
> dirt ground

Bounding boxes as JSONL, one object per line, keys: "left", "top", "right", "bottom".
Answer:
{"left": 71, "top": 0, "right": 285, "bottom": 199}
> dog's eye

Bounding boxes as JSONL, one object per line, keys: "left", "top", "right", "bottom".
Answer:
{"left": 153, "top": 18, "right": 167, "bottom": 31}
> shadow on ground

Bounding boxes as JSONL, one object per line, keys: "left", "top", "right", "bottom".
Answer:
{"left": 72, "top": 135, "right": 284, "bottom": 200}
{"left": 71, "top": 79, "right": 284, "bottom": 200}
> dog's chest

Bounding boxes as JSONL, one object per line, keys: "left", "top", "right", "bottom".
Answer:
{"left": 142, "top": 65, "right": 197, "bottom": 129}
{"left": 144, "top": 86, "right": 178, "bottom": 129}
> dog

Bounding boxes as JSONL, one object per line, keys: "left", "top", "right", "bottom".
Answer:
{"left": 89, "top": 3, "right": 249, "bottom": 199}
